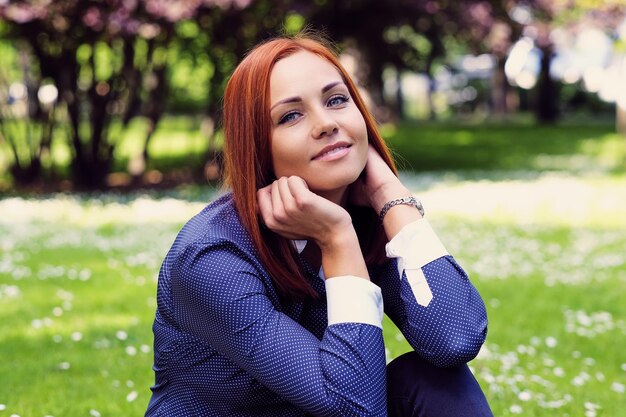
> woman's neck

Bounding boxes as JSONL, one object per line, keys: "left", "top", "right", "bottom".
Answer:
{"left": 300, "top": 240, "right": 322, "bottom": 274}
{"left": 316, "top": 186, "right": 348, "bottom": 207}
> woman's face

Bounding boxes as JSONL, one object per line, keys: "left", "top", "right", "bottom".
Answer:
{"left": 268, "top": 50, "right": 368, "bottom": 203}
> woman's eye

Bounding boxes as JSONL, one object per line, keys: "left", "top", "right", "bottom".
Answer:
{"left": 327, "top": 95, "right": 349, "bottom": 107}
{"left": 278, "top": 111, "right": 300, "bottom": 124}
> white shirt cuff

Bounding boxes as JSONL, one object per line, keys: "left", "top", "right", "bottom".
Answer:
{"left": 325, "top": 276, "right": 383, "bottom": 329}
{"left": 385, "top": 218, "right": 449, "bottom": 307}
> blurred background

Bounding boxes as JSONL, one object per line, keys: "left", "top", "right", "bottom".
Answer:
{"left": 0, "top": 0, "right": 625, "bottom": 189}
{"left": 0, "top": 1, "right": 625, "bottom": 416}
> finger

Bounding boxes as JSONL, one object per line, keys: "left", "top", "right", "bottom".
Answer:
{"left": 270, "top": 179, "right": 282, "bottom": 208}
{"left": 271, "top": 179, "right": 288, "bottom": 223}
{"left": 286, "top": 176, "right": 312, "bottom": 209}
{"left": 277, "top": 176, "right": 295, "bottom": 201}
{"left": 256, "top": 186, "right": 274, "bottom": 223}
{"left": 281, "top": 177, "right": 305, "bottom": 216}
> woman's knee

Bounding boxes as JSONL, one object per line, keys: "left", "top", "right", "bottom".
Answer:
{"left": 386, "top": 351, "right": 493, "bottom": 417}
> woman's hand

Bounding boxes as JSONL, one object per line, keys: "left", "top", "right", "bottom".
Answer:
{"left": 350, "top": 144, "right": 409, "bottom": 214}
{"left": 351, "top": 144, "right": 423, "bottom": 240}
{"left": 257, "top": 176, "right": 354, "bottom": 249}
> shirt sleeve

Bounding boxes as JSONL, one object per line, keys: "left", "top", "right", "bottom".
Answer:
{"left": 325, "top": 276, "right": 383, "bottom": 329}
{"left": 375, "top": 218, "right": 488, "bottom": 368}
{"left": 385, "top": 219, "right": 449, "bottom": 307}
{"left": 171, "top": 241, "right": 387, "bottom": 416}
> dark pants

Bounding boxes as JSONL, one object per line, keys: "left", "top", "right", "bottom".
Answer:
{"left": 387, "top": 352, "right": 494, "bottom": 417}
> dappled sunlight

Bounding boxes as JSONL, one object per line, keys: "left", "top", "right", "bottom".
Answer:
{"left": 420, "top": 173, "right": 626, "bottom": 228}
{"left": 2, "top": 173, "right": 624, "bottom": 228}
{"left": 0, "top": 194, "right": 211, "bottom": 226}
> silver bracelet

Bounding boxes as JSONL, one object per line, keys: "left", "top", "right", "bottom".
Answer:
{"left": 378, "top": 196, "right": 424, "bottom": 222}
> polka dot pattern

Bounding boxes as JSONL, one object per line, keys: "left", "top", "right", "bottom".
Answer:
{"left": 373, "top": 257, "right": 488, "bottom": 369}
{"left": 146, "top": 193, "right": 488, "bottom": 416}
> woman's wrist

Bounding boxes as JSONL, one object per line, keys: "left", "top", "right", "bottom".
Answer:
{"left": 369, "top": 181, "right": 413, "bottom": 214}
{"left": 317, "top": 226, "right": 369, "bottom": 280}
{"left": 368, "top": 182, "right": 425, "bottom": 240}
{"left": 316, "top": 223, "right": 358, "bottom": 253}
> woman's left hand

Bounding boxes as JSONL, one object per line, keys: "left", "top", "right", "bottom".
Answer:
{"left": 350, "top": 144, "right": 408, "bottom": 213}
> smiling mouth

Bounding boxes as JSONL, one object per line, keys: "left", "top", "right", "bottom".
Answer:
{"left": 313, "top": 143, "right": 352, "bottom": 160}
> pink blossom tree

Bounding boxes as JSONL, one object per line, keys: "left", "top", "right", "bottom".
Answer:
{"left": 0, "top": 0, "right": 250, "bottom": 188}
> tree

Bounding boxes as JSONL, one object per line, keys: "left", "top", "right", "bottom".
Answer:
{"left": 511, "top": 0, "right": 625, "bottom": 124}
{"left": 567, "top": 0, "right": 626, "bottom": 135}
{"left": 0, "top": 26, "right": 55, "bottom": 185}
{"left": 299, "top": 0, "right": 522, "bottom": 120}
{"left": 0, "top": 0, "right": 250, "bottom": 188}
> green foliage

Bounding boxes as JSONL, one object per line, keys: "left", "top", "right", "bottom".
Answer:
{"left": 385, "top": 25, "right": 432, "bottom": 57}
{"left": 0, "top": 38, "right": 21, "bottom": 81}
{"left": 284, "top": 12, "right": 306, "bottom": 35}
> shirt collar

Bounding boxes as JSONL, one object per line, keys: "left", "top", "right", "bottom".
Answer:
{"left": 292, "top": 239, "right": 307, "bottom": 254}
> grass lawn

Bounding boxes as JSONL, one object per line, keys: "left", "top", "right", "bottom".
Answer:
{"left": 1, "top": 119, "right": 625, "bottom": 416}
{"left": 382, "top": 119, "right": 626, "bottom": 174}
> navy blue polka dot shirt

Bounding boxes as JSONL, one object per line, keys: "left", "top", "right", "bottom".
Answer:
{"left": 145, "top": 193, "right": 488, "bottom": 416}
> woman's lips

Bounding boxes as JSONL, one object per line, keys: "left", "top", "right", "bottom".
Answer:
{"left": 313, "top": 143, "right": 352, "bottom": 161}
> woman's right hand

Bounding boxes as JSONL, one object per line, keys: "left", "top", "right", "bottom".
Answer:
{"left": 257, "top": 176, "right": 369, "bottom": 280}
{"left": 256, "top": 176, "right": 353, "bottom": 248}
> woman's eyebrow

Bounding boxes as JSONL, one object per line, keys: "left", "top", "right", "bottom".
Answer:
{"left": 270, "top": 81, "right": 345, "bottom": 111}
{"left": 321, "top": 80, "right": 344, "bottom": 94}
{"left": 270, "top": 96, "right": 301, "bottom": 111}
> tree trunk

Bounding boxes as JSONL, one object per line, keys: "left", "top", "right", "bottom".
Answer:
{"left": 140, "top": 65, "right": 168, "bottom": 168}
{"left": 393, "top": 68, "right": 405, "bottom": 120}
{"left": 426, "top": 74, "right": 437, "bottom": 121}
{"left": 617, "top": 103, "right": 626, "bottom": 136}
{"left": 491, "top": 56, "right": 509, "bottom": 115}
{"left": 535, "top": 45, "right": 559, "bottom": 123}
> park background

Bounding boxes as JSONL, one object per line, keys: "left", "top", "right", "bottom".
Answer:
{"left": 0, "top": 0, "right": 625, "bottom": 416}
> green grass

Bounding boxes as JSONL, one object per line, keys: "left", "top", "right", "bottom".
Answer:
{"left": 382, "top": 120, "right": 626, "bottom": 174}
{"left": 1, "top": 175, "right": 625, "bottom": 416}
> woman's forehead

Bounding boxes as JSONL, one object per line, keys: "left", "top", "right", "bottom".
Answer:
{"left": 270, "top": 51, "right": 344, "bottom": 100}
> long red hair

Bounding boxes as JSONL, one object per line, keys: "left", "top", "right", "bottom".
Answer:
{"left": 223, "top": 34, "right": 398, "bottom": 300}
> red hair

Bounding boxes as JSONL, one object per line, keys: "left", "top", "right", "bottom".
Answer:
{"left": 223, "top": 34, "right": 398, "bottom": 300}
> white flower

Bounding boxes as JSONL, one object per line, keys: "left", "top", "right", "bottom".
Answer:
{"left": 126, "top": 390, "right": 138, "bottom": 402}
{"left": 611, "top": 382, "right": 625, "bottom": 393}
{"left": 545, "top": 337, "right": 557, "bottom": 348}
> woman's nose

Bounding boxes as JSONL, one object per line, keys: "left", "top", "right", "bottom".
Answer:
{"left": 311, "top": 110, "right": 339, "bottom": 139}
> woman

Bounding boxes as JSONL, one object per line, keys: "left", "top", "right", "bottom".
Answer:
{"left": 145, "top": 34, "right": 492, "bottom": 417}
